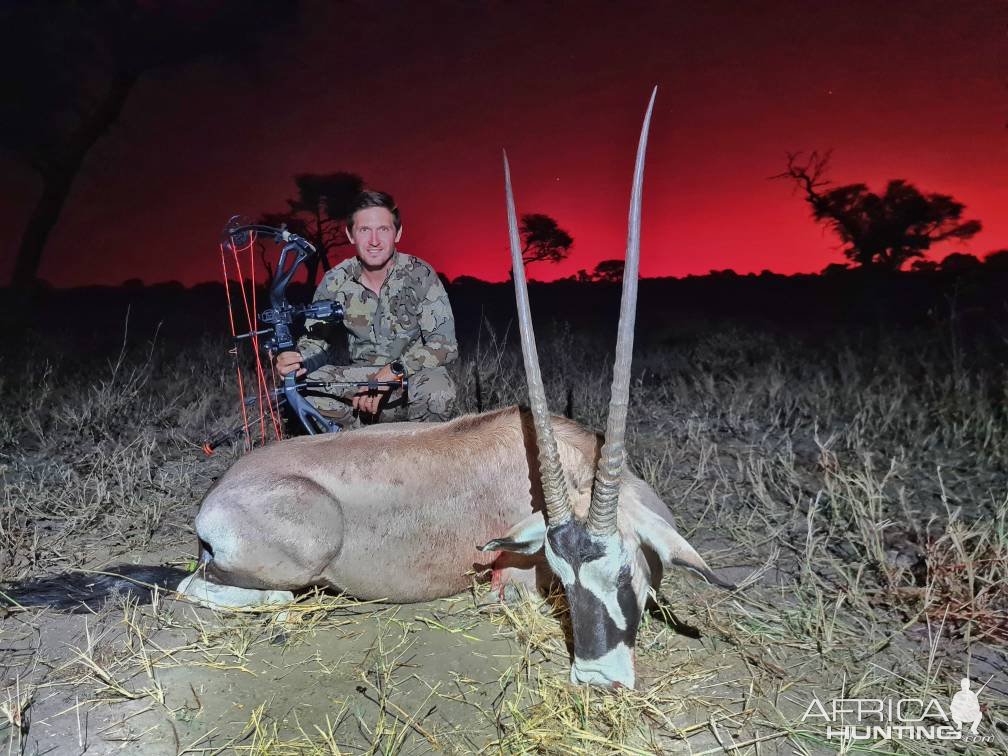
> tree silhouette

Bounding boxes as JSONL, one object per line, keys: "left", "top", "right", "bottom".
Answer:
{"left": 259, "top": 172, "right": 364, "bottom": 288}
{"left": 777, "top": 151, "right": 982, "bottom": 270}
{"left": 822, "top": 262, "right": 852, "bottom": 276}
{"left": 0, "top": 0, "right": 297, "bottom": 290}
{"left": 939, "top": 252, "right": 982, "bottom": 273}
{"left": 910, "top": 259, "right": 939, "bottom": 273}
{"left": 984, "top": 250, "right": 1008, "bottom": 271}
{"left": 591, "top": 259, "right": 625, "bottom": 283}
{"left": 519, "top": 214, "right": 574, "bottom": 266}
{"left": 568, "top": 260, "right": 625, "bottom": 283}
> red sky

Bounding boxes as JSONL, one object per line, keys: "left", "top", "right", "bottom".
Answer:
{"left": 2, "top": 0, "right": 1006, "bottom": 286}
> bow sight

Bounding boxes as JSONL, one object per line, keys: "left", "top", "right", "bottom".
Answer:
{"left": 206, "top": 216, "right": 407, "bottom": 454}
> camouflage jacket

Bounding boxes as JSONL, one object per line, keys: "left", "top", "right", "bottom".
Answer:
{"left": 298, "top": 252, "right": 458, "bottom": 372}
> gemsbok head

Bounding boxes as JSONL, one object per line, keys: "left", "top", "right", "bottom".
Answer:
{"left": 479, "top": 88, "right": 732, "bottom": 688}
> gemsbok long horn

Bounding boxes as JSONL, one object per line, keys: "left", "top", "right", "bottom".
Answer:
{"left": 503, "top": 152, "right": 573, "bottom": 526}
{"left": 586, "top": 86, "right": 657, "bottom": 536}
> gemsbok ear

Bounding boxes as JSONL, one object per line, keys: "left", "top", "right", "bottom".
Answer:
{"left": 628, "top": 501, "right": 738, "bottom": 590}
{"left": 478, "top": 511, "right": 547, "bottom": 555}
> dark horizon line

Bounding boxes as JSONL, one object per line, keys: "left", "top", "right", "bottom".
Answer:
{"left": 9, "top": 259, "right": 1006, "bottom": 293}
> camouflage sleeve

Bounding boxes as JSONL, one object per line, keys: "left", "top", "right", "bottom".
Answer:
{"left": 297, "top": 269, "right": 343, "bottom": 363}
{"left": 400, "top": 271, "right": 458, "bottom": 372}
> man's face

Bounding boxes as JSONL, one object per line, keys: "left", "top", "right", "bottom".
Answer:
{"left": 347, "top": 207, "right": 402, "bottom": 271}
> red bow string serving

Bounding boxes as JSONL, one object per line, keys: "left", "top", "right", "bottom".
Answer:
{"left": 210, "top": 231, "right": 285, "bottom": 453}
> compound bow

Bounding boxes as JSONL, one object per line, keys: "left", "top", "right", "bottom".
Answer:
{"left": 205, "top": 216, "right": 407, "bottom": 454}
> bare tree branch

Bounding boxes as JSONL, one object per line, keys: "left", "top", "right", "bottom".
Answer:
{"left": 775, "top": 151, "right": 982, "bottom": 270}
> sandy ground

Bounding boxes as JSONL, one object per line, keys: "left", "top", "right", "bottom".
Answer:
{"left": 5, "top": 590, "right": 520, "bottom": 753}
{"left": 2, "top": 567, "right": 739, "bottom": 754}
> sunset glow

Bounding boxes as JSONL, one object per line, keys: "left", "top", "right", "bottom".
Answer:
{"left": 2, "top": 1, "right": 1004, "bottom": 287}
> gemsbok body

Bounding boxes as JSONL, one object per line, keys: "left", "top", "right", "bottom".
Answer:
{"left": 191, "top": 88, "right": 736, "bottom": 688}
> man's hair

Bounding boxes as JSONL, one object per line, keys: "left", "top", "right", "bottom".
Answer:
{"left": 347, "top": 190, "right": 401, "bottom": 231}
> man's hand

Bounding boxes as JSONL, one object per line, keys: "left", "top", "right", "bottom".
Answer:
{"left": 352, "top": 363, "right": 399, "bottom": 416}
{"left": 275, "top": 351, "right": 306, "bottom": 378}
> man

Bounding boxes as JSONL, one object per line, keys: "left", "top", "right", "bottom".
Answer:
{"left": 275, "top": 190, "right": 457, "bottom": 425}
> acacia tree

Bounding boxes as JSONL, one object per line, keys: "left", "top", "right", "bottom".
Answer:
{"left": 777, "top": 151, "right": 982, "bottom": 270}
{"left": 1, "top": 0, "right": 296, "bottom": 290}
{"left": 519, "top": 214, "right": 574, "bottom": 267}
{"left": 259, "top": 172, "right": 364, "bottom": 288}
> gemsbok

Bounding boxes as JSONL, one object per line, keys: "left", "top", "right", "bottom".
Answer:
{"left": 187, "top": 87, "right": 735, "bottom": 688}
{"left": 2, "top": 89, "right": 734, "bottom": 690}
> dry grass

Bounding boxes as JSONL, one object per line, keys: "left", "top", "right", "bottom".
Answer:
{"left": 1, "top": 317, "right": 1007, "bottom": 753}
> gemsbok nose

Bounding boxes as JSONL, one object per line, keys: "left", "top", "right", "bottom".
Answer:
{"left": 570, "top": 646, "right": 636, "bottom": 688}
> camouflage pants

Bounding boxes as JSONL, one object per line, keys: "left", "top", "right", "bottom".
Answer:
{"left": 304, "top": 364, "right": 457, "bottom": 426}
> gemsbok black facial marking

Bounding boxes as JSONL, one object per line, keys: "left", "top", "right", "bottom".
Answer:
{"left": 546, "top": 522, "right": 640, "bottom": 662}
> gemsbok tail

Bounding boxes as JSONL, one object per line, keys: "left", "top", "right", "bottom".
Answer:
{"left": 1, "top": 565, "right": 189, "bottom": 613}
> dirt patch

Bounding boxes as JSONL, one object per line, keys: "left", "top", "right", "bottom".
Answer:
{"left": 4, "top": 585, "right": 562, "bottom": 753}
